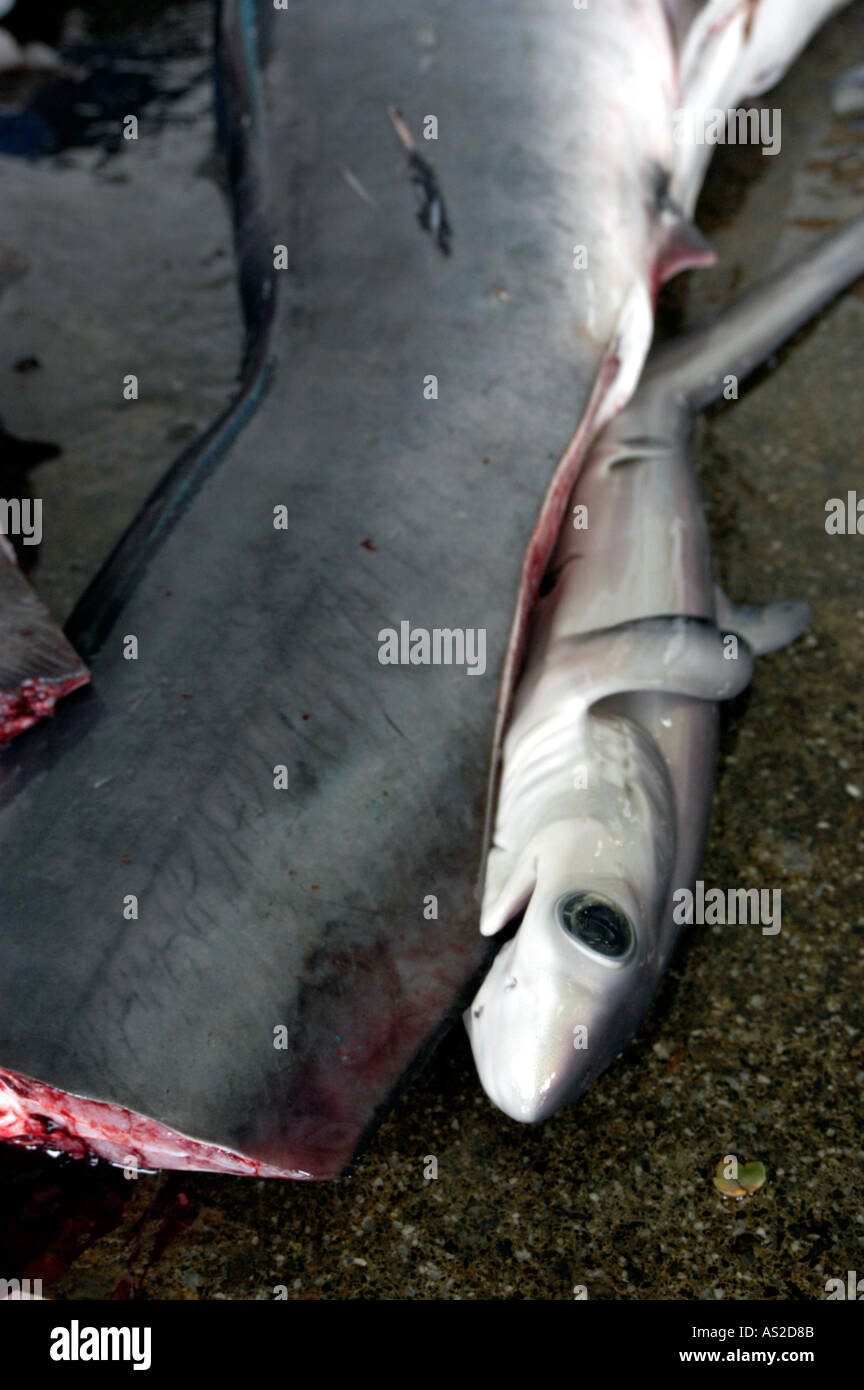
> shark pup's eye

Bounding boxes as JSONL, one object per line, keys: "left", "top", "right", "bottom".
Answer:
{"left": 556, "top": 892, "right": 634, "bottom": 960}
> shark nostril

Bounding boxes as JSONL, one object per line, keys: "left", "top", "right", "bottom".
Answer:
{"left": 556, "top": 892, "right": 634, "bottom": 961}
{"left": 472, "top": 1004, "right": 484, "bottom": 1018}
{"left": 504, "top": 975, "right": 517, "bottom": 991}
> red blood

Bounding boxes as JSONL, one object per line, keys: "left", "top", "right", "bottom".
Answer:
{"left": 0, "top": 1065, "right": 316, "bottom": 1180}
{"left": 0, "top": 672, "right": 89, "bottom": 744}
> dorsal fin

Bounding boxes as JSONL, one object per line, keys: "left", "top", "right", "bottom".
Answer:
{"left": 654, "top": 213, "right": 717, "bottom": 289}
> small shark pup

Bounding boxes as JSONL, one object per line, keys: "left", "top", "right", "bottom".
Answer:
{"left": 466, "top": 216, "right": 864, "bottom": 1122}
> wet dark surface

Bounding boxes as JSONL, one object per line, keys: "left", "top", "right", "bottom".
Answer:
{"left": 0, "top": 2, "right": 862, "bottom": 1299}
{"left": 0, "top": 0, "right": 241, "bottom": 622}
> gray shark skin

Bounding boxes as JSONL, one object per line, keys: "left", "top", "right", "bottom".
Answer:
{"left": 0, "top": 0, "right": 851, "bottom": 1178}
{"left": 467, "top": 215, "right": 864, "bottom": 1123}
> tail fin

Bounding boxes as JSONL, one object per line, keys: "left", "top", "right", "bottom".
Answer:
{"left": 643, "top": 215, "right": 864, "bottom": 410}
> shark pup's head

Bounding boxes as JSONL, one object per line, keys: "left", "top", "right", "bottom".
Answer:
{"left": 465, "top": 712, "right": 676, "bottom": 1122}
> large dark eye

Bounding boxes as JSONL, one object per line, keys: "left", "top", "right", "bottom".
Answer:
{"left": 556, "top": 892, "right": 634, "bottom": 960}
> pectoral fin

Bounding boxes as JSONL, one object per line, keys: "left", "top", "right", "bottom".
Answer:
{"left": 515, "top": 617, "right": 754, "bottom": 728}
{"left": 480, "top": 844, "right": 537, "bottom": 938}
{"left": 714, "top": 589, "right": 810, "bottom": 655}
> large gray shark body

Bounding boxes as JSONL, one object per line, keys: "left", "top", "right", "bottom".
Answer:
{"left": 0, "top": 0, "right": 853, "bottom": 1176}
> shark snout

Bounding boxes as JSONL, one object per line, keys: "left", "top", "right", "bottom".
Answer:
{"left": 465, "top": 937, "right": 585, "bottom": 1122}
{"left": 465, "top": 874, "right": 646, "bottom": 1122}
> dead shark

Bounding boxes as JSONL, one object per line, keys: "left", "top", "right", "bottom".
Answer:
{"left": 0, "top": 0, "right": 850, "bottom": 1176}
{"left": 466, "top": 215, "right": 864, "bottom": 1122}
